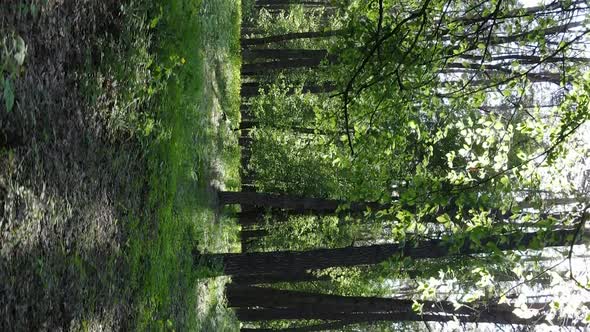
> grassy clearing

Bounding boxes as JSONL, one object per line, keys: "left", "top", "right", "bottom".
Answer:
{"left": 0, "top": 0, "right": 240, "bottom": 330}
{"left": 126, "top": 0, "right": 242, "bottom": 330}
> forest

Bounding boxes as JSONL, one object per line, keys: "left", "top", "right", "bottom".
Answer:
{"left": 1, "top": 0, "right": 590, "bottom": 331}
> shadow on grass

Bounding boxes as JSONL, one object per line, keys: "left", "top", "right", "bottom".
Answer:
{"left": 2, "top": 0, "right": 242, "bottom": 330}
{"left": 0, "top": 1, "right": 148, "bottom": 330}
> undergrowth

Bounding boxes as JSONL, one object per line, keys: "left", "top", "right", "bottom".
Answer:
{"left": 89, "top": 0, "right": 242, "bottom": 329}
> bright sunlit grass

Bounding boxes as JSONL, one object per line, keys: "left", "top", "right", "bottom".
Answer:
{"left": 124, "top": 0, "right": 241, "bottom": 330}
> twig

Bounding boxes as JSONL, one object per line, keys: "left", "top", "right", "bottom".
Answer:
{"left": 568, "top": 209, "right": 590, "bottom": 291}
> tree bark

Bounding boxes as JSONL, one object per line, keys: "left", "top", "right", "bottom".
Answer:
{"left": 231, "top": 272, "right": 329, "bottom": 285}
{"left": 241, "top": 229, "right": 269, "bottom": 241}
{"left": 239, "top": 320, "right": 360, "bottom": 332}
{"left": 444, "top": 63, "right": 562, "bottom": 84}
{"left": 237, "top": 121, "right": 342, "bottom": 136}
{"left": 457, "top": 54, "right": 590, "bottom": 65}
{"left": 444, "top": 21, "right": 585, "bottom": 57}
{"left": 204, "top": 228, "right": 579, "bottom": 276}
{"left": 243, "top": 49, "right": 328, "bottom": 62}
{"left": 234, "top": 308, "right": 540, "bottom": 325}
{"left": 231, "top": 286, "right": 583, "bottom": 329}
{"left": 241, "top": 30, "right": 345, "bottom": 46}
{"left": 255, "top": 0, "right": 332, "bottom": 7}
{"left": 219, "top": 191, "right": 390, "bottom": 214}
{"left": 227, "top": 285, "right": 540, "bottom": 314}
{"left": 241, "top": 56, "right": 338, "bottom": 76}
{"left": 241, "top": 82, "right": 336, "bottom": 98}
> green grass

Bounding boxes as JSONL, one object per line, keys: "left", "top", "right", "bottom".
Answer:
{"left": 115, "top": 0, "right": 241, "bottom": 330}
{"left": 0, "top": 0, "right": 240, "bottom": 329}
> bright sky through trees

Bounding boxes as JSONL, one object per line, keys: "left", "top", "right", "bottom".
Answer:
{"left": 230, "top": 0, "right": 590, "bottom": 330}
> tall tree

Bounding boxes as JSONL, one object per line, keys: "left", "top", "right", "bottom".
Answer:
{"left": 219, "top": 191, "right": 390, "bottom": 214}
{"left": 203, "top": 228, "right": 580, "bottom": 277}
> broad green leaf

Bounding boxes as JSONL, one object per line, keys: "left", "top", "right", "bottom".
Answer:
{"left": 436, "top": 214, "right": 451, "bottom": 224}
{"left": 500, "top": 175, "right": 510, "bottom": 186}
{"left": 150, "top": 16, "right": 160, "bottom": 28}
{"left": 412, "top": 300, "right": 424, "bottom": 314}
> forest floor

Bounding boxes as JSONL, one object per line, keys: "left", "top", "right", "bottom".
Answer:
{"left": 0, "top": 0, "right": 241, "bottom": 330}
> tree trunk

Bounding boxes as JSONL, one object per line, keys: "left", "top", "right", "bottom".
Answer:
{"left": 231, "top": 272, "right": 329, "bottom": 285}
{"left": 457, "top": 54, "right": 590, "bottom": 65}
{"left": 241, "top": 30, "right": 345, "bottom": 46}
{"left": 243, "top": 49, "right": 328, "bottom": 62}
{"left": 240, "top": 229, "right": 269, "bottom": 253}
{"left": 219, "top": 191, "right": 389, "bottom": 214}
{"left": 239, "top": 131, "right": 255, "bottom": 192}
{"left": 234, "top": 308, "right": 540, "bottom": 325}
{"left": 241, "top": 56, "right": 338, "bottom": 76}
{"left": 239, "top": 320, "right": 357, "bottom": 332}
{"left": 241, "top": 82, "right": 336, "bottom": 98}
{"left": 237, "top": 121, "right": 341, "bottom": 136}
{"left": 230, "top": 286, "right": 555, "bottom": 326}
{"left": 444, "top": 63, "right": 562, "bottom": 84}
{"left": 445, "top": 21, "right": 584, "bottom": 57}
{"left": 227, "top": 285, "right": 537, "bottom": 315}
{"left": 236, "top": 209, "right": 266, "bottom": 227}
{"left": 241, "top": 229, "right": 269, "bottom": 241}
{"left": 203, "top": 228, "right": 579, "bottom": 276}
{"left": 255, "top": 0, "right": 332, "bottom": 7}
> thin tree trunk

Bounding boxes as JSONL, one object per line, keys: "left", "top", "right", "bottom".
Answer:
{"left": 444, "top": 21, "right": 585, "bottom": 56}
{"left": 450, "top": 0, "right": 587, "bottom": 25}
{"left": 241, "top": 81, "right": 336, "bottom": 98}
{"left": 241, "top": 30, "right": 345, "bottom": 46}
{"left": 241, "top": 229, "right": 269, "bottom": 253}
{"left": 241, "top": 229, "right": 269, "bottom": 241}
{"left": 444, "top": 63, "right": 562, "bottom": 84}
{"left": 236, "top": 209, "right": 266, "bottom": 228}
{"left": 243, "top": 49, "right": 328, "bottom": 62}
{"left": 241, "top": 56, "right": 338, "bottom": 76}
{"left": 231, "top": 272, "right": 329, "bottom": 285}
{"left": 219, "top": 191, "right": 389, "bottom": 214}
{"left": 237, "top": 121, "right": 341, "bottom": 136}
{"left": 457, "top": 54, "right": 590, "bottom": 65}
{"left": 239, "top": 120, "right": 255, "bottom": 191}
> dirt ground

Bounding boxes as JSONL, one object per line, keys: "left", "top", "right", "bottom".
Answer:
{"left": 1, "top": 1, "right": 147, "bottom": 330}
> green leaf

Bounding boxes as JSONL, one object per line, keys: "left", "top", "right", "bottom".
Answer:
{"left": 150, "top": 6, "right": 164, "bottom": 29}
{"left": 3, "top": 78, "right": 14, "bottom": 112}
{"left": 150, "top": 16, "right": 160, "bottom": 28}
{"left": 436, "top": 214, "right": 451, "bottom": 225}
{"left": 412, "top": 300, "right": 424, "bottom": 314}
{"left": 500, "top": 175, "right": 510, "bottom": 186}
